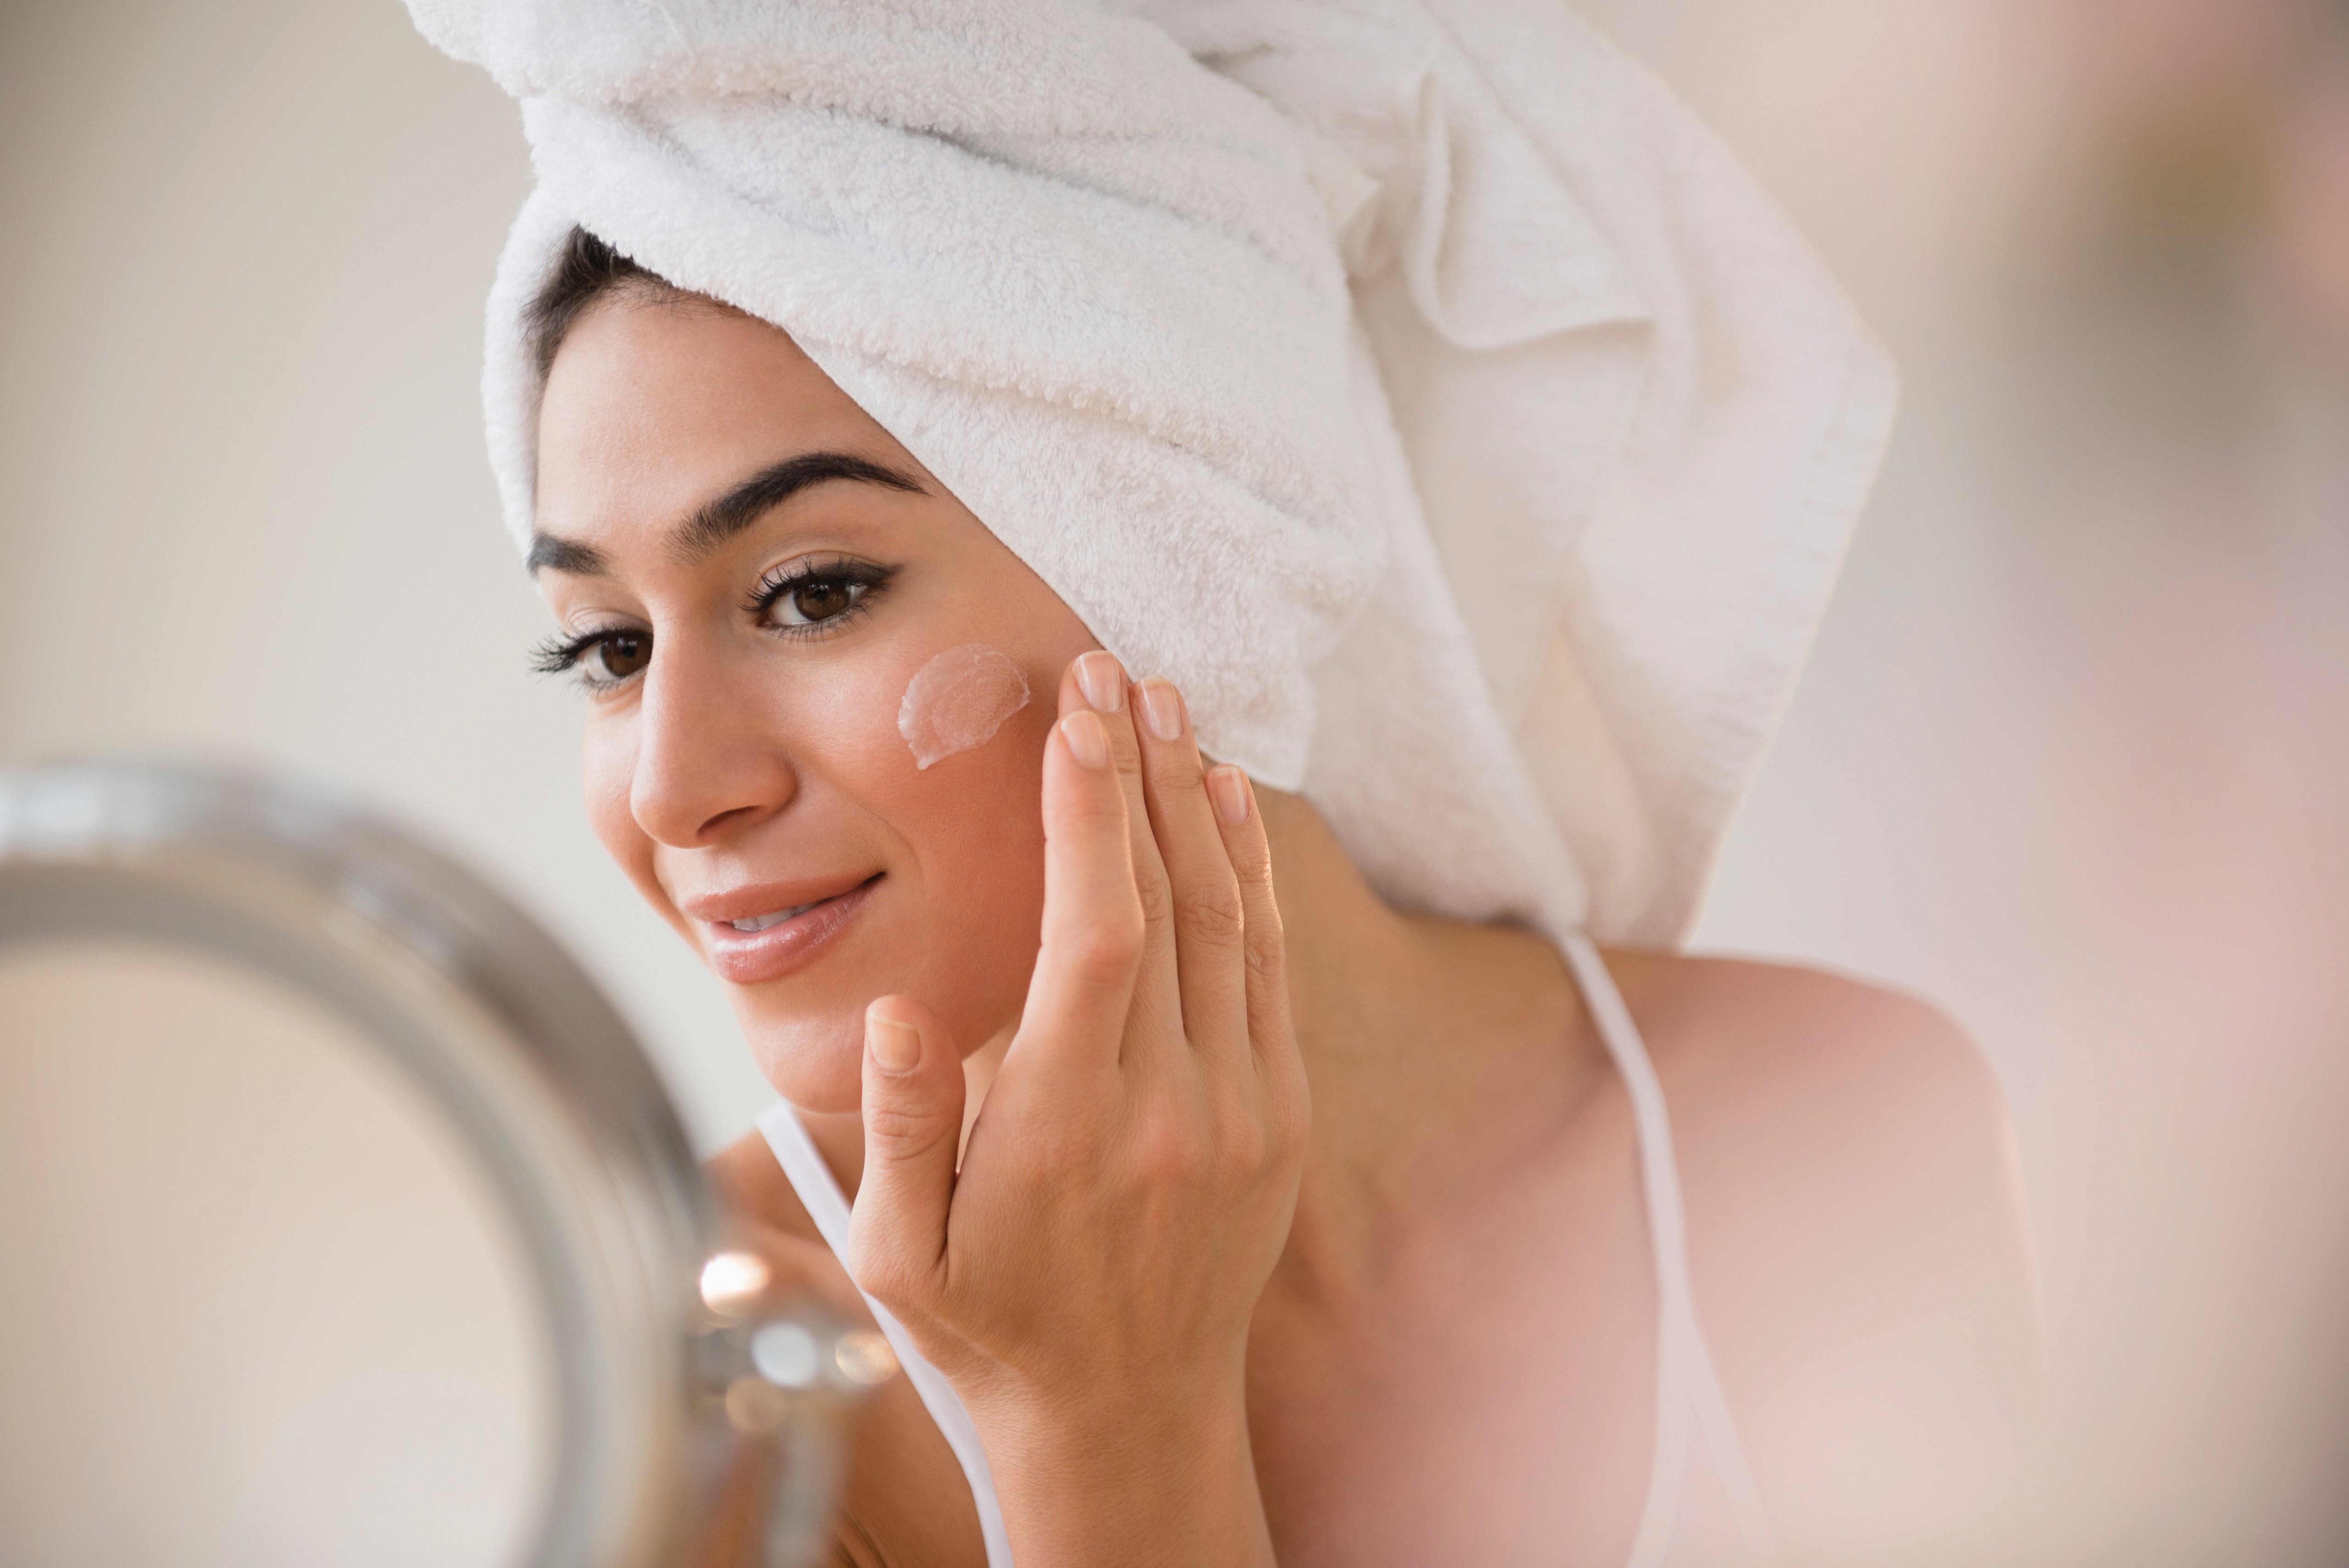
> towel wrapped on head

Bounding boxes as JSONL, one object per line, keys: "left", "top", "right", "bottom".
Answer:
{"left": 409, "top": 0, "right": 1896, "bottom": 947}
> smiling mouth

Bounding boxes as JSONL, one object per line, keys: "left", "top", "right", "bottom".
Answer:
{"left": 699, "top": 875, "right": 882, "bottom": 986}
{"left": 730, "top": 903, "right": 821, "bottom": 932}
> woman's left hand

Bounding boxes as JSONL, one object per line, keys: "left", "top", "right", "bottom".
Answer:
{"left": 843, "top": 651, "right": 1308, "bottom": 1568}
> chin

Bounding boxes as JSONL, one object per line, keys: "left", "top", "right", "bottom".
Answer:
{"left": 707, "top": 881, "right": 1042, "bottom": 1112}
{"left": 726, "top": 955, "right": 1034, "bottom": 1113}
{"left": 738, "top": 1004, "right": 868, "bottom": 1113}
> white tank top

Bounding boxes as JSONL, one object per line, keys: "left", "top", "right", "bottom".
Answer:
{"left": 755, "top": 931, "right": 1780, "bottom": 1567}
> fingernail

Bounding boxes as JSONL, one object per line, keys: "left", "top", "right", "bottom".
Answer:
{"left": 1075, "top": 651, "right": 1126, "bottom": 713}
{"left": 1138, "top": 678, "right": 1185, "bottom": 742}
{"left": 1061, "top": 710, "right": 1112, "bottom": 770}
{"left": 1208, "top": 765, "right": 1250, "bottom": 826}
{"left": 868, "top": 1011, "right": 922, "bottom": 1072}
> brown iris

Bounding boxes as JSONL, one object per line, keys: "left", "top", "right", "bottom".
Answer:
{"left": 790, "top": 580, "right": 855, "bottom": 623}
{"left": 593, "top": 632, "right": 649, "bottom": 680}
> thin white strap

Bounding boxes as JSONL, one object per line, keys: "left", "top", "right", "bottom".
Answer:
{"left": 760, "top": 938, "right": 1770, "bottom": 1568}
{"left": 1689, "top": 1309, "right": 1782, "bottom": 1563}
{"left": 755, "top": 1102, "right": 1017, "bottom": 1568}
{"left": 1558, "top": 933, "right": 1780, "bottom": 1568}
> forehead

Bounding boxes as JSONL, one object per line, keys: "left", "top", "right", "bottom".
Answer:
{"left": 533, "top": 296, "right": 914, "bottom": 543}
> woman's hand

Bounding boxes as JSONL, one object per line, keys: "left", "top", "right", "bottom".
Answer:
{"left": 843, "top": 651, "right": 1308, "bottom": 1568}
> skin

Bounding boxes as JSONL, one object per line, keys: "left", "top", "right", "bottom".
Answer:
{"left": 535, "top": 291, "right": 2045, "bottom": 1568}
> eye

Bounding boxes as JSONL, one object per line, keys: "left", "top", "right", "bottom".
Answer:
{"left": 577, "top": 630, "right": 650, "bottom": 686}
{"left": 528, "top": 623, "right": 653, "bottom": 687}
{"left": 747, "top": 557, "right": 897, "bottom": 636}
{"left": 766, "top": 575, "right": 868, "bottom": 628}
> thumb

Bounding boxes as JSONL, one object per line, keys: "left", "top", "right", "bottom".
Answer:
{"left": 844, "top": 996, "right": 965, "bottom": 1313}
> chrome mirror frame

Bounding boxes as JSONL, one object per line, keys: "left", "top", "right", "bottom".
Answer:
{"left": 0, "top": 762, "right": 866, "bottom": 1568}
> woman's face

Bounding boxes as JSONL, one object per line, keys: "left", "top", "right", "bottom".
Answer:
{"left": 532, "top": 293, "right": 1098, "bottom": 1111}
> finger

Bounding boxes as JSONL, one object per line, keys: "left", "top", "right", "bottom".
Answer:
{"left": 1010, "top": 696, "right": 1146, "bottom": 1077}
{"left": 843, "top": 997, "right": 966, "bottom": 1315}
{"left": 1063, "top": 652, "right": 1183, "bottom": 1062}
{"left": 1131, "top": 678, "right": 1248, "bottom": 1062}
{"left": 1206, "top": 767, "right": 1301, "bottom": 1098}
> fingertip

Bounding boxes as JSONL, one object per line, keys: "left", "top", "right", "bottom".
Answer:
{"left": 866, "top": 1014, "right": 922, "bottom": 1073}
{"left": 1072, "top": 649, "right": 1127, "bottom": 714}
{"left": 1060, "top": 709, "right": 1112, "bottom": 770}
{"left": 1135, "top": 676, "right": 1188, "bottom": 745}
{"left": 864, "top": 995, "right": 946, "bottom": 1075}
{"left": 1208, "top": 764, "right": 1251, "bottom": 827}
{"left": 865, "top": 993, "right": 928, "bottom": 1030}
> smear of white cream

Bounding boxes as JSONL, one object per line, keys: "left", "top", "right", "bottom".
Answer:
{"left": 898, "top": 643, "right": 1031, "bottom": 770}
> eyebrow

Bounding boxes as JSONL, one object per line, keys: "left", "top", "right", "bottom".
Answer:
{"left": 524, "top": 534, "right": 608, "bottom": 575}
{"left": 525, "top": 450, "right": 927, "bottom": 576}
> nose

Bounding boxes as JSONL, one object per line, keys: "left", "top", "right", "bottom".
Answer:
{"left": 629, "top": 630, "right": 798, "bottom": 847}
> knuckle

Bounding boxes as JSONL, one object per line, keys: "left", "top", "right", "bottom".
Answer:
{"left": 1146, "top": 746, "right": 1206, "bottom": 794}
{"left": 1060, "top": 909, "right": 1144, "bottom": 976}
{"left": 1214, "top": 1110, "right": 1269, "bottom": 1177}
{"left": 1050, "top": 788, "right": 1128, "bottom": 834}
{"left": 1243, "top": 921, "right": 1288, "bottom": 991}
{"left": 1173, "top": 882, "right": 1247, "bottom": 950}
{"left": 865, "top": 1099, "right": 955, "bottom": 1160}
{"left": 1127, "top": 1110, "right": 1211, "bottom": 1188}
{"left": 1131, "top": 862, "right": 1174, "bottom": 929}
{"left": 1228, "top": 829, "right": 1277, "bottom": 882}
{"left": 842, "top": 1233, "right": 923, "bottom": 1309}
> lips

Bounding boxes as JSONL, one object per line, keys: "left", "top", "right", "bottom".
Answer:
{"left": 728, "top": 903, "right": 819, "bottom": 933}
{"left": 696, "top": 875, "right": 882, "bottom": 986}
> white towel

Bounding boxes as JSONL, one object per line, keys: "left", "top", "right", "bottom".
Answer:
{"left": 409, "top": 0, "right": 1896, "bottom": 948}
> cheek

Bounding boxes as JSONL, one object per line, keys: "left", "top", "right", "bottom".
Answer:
{"left": 903, "top": 689, "right": 1054, "bottom": 896}
{"left": 763, "top": 649, "right": 1054, "bottom": 1047}
{"left": 800, "top": 646, "right": 1053, "bottom": 900}
{"left": 887, "top": 691, "right": 1056, "bottom": 1042}
{"left": 581, "top": 720, "right": 666, "bottom": 916}
{"left": 898, "top": 643, "right": 1031, "bottom": 768}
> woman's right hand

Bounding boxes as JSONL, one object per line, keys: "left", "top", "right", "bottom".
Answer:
{"left": 843, "top": 651, "right": 1308, "bottom": 1568}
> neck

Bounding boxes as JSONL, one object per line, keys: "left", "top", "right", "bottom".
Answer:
{"left": 1251, "top": 790, "right": 1601, "bottom": 1286}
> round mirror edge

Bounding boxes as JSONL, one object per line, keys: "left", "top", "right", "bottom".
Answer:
{"left": 0, "top": 762, "right": 732, "bottom": 1568}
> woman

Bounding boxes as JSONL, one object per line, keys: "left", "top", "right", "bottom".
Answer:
{"left": 415, "top": 1, "right": 2041, "bottom": 1563}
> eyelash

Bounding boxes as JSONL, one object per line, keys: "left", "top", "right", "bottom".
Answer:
{"left": 525, "top": 556, "right": 899, "bottom": 692}
{"left": 527, "top": 624, "right": 636, "bottom": 684}
{"left": 744, "top": 554, "right": 897, "bottom": 636}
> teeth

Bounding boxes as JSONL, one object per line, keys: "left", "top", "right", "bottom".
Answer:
{"left": 730, "top": 903, "right": 815, "bottom": 933}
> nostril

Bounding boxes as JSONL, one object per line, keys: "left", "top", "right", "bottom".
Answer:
{"left": 698, "top": 804, "right": 759, "bottom": 838}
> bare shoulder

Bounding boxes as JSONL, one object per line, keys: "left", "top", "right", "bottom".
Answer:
{"left": 1602, "top": 950, "right": 2023, "bottom": 1174}
{"left": 1602, "top": 950, "right": 2043, "bottom": 1557}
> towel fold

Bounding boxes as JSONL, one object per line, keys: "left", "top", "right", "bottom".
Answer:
{"left": 410, "top": 0, "right": 1896, "bottom": 946}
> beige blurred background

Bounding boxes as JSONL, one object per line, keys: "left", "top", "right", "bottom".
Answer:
{"left": 2, "top": 0, "right": 2343, "bottom": 1562}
